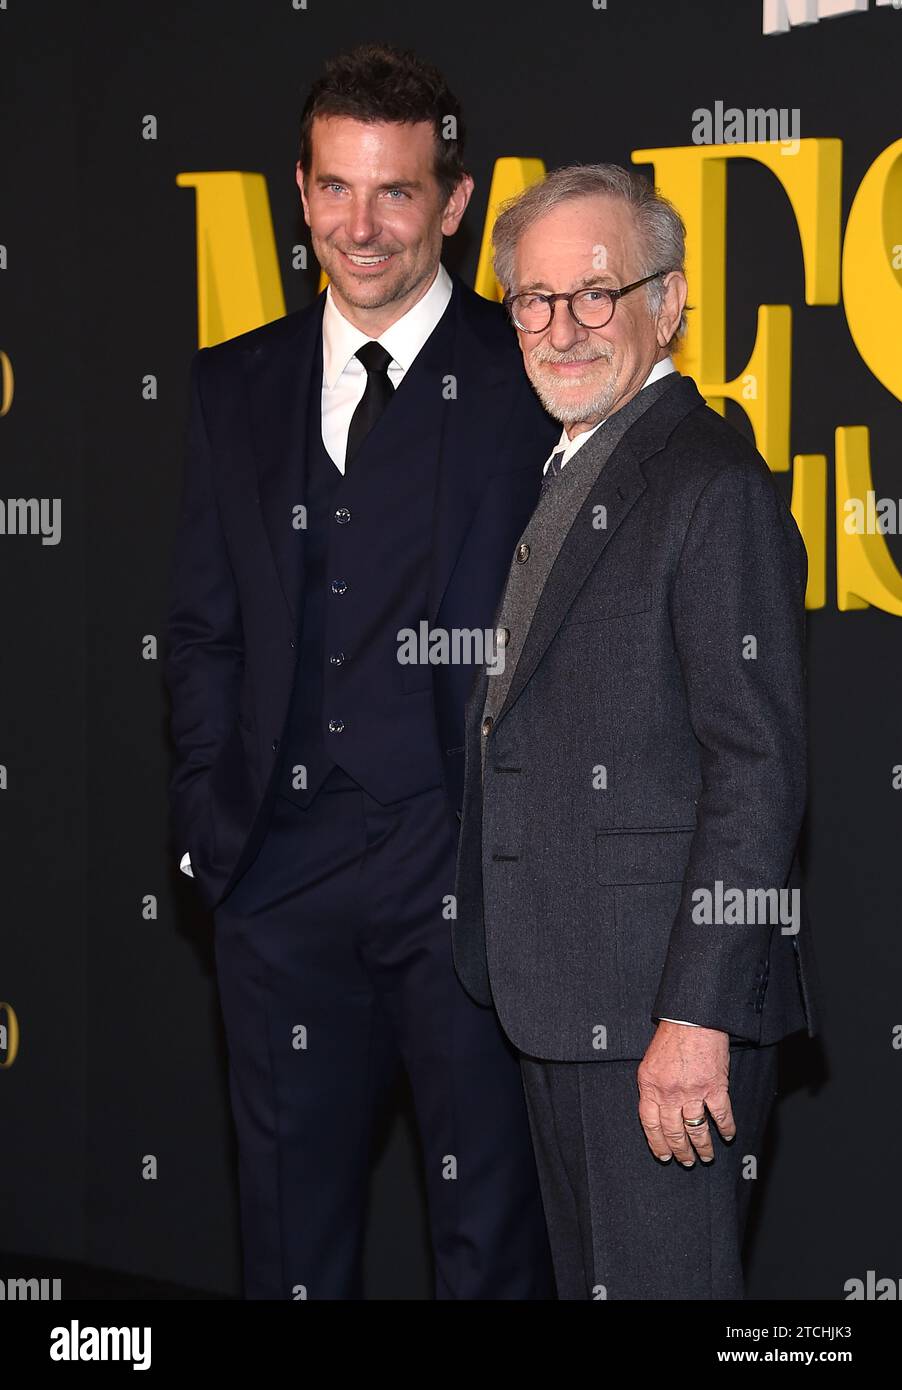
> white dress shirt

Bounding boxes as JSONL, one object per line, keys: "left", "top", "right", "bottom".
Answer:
{"left": 178, "top": 264, "right": 454, "bottom": 880}
{"left": 321, "top": 262, "right": 453, "bottom": 470}
{"left": 540, "top": 354, "right": 697, "bottom": 1029}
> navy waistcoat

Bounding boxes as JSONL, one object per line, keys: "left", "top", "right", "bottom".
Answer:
{"left": 276, "top": 307, "right": 453, "bottom": 806}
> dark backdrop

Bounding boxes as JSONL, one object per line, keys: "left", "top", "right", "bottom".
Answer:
{"left": 1, "top": 0, "right": 899, "bottom": 1299}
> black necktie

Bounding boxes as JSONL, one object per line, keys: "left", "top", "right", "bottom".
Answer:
{"left": 539, "top": 447, "right": 567, "bottom": 497}
{"left": 345, "top": 341, "right": 395, "bottom": 469}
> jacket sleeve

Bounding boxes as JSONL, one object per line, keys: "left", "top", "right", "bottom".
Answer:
{"left": 164, "top": 348, "right": 244, "bottom": 854}
{"left": 651, "top": 459, "right": 808, "bottom": 1040}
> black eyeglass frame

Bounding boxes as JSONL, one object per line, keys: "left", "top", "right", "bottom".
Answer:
{"left": 503, "top": 269, "right": 674, "bottom": 333}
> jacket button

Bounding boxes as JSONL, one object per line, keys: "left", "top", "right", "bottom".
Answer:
{"left": 331, "top": 578, "right": 348, "bottom": 595}
{"left": 329, "top": 651, "right": 345, "bottom": 666}
{"left": 482, "top": 716, "right": 493, "bottom": 736}
{"left": 289, "top": 639, "right": 296, "bottom": 649}
{"left": 328, "top": 718, "right": 345, "bottom": 734}
{"left": 271, "top": 738, "right": 279, "bottom": 751}
{"left": 516, "top": 542, "right": 530, "bottom": 563}
{"left": 334, "top": 507, "right": 351, "bottom": 525}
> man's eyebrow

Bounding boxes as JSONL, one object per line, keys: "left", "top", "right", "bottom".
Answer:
{"left": 515, "top": 274, "right": 619, "bottom": 294}
{"left": 573, "top": 272, "right": 619, "bottom": 289}
{"left": 315, "top": 174, "right": 424, "bottom": 191}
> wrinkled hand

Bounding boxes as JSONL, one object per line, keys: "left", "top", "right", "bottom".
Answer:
{"left": 637, "top": 1021, "right": 734, "bottom": 1165}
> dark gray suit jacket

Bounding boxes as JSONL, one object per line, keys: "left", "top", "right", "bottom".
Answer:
{"left": 452, "top": 374, "right": 821, "bottom": 1062}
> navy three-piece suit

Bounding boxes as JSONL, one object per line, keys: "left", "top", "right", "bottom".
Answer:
{"left": 165, "top": 271, "right": 559, "bottom": 1298}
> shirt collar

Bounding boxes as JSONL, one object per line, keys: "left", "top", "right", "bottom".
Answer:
{"left": 321, "top": 262, "right": 454, "bottom": 389}
{"left": 546, "top": 355, "right": 677, "bottom": 469}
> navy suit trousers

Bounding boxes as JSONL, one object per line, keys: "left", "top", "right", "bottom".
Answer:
{"left": 213, "top": 766, "right": 553, "bottom": 1300}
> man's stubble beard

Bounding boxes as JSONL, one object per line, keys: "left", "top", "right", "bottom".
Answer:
{"left": 315, "top": 236, "right": 439, "bottom": 314}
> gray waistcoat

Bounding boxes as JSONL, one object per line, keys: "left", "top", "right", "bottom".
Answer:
{"left": 481, "top": 372, "right": 681, "bottom": 779}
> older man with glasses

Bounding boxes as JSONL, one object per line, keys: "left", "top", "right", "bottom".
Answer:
{"left": 452, "top": 164, "right": 821, "bottom": 1300}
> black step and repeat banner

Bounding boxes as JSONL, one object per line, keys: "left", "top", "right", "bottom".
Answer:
{"left": 1, "top": 0, "right": 900, "bottom": 1301}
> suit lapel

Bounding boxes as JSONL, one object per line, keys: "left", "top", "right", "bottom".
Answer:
{"left": 245, "top": 296, "right": 325, "bottom": 626}
{"left": 493, "top": 376, "right": 706, "bottom": 727}
{"left": 426, "top": 276, "right": 513, "bottom": 625}
{"left": 494, "top": 443, "right": 647, "bottom": 725}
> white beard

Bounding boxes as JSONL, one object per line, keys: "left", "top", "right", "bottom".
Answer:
{"left": 525, "top": 346, "right": 622, "bottom": 422}
{"left": 525, "top": 359, "right": 622, "bottom": 426}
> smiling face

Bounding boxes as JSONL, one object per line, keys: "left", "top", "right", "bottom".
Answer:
{"left": 511, "top": 194, "right": 686, "bottom": 434}
{"left": 297, "top": 116, "right": 473, "bottom": 334}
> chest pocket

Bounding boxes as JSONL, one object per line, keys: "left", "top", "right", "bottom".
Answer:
{"left": 561, "top": 583, "right": 653, "bottom": 626}
{"left": 595, "top": 825, "right": 695, "bottom": 885}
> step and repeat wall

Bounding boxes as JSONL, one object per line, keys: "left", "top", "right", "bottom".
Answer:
{"left": 1, "top": 0, "right": 900, "bottom": 1297}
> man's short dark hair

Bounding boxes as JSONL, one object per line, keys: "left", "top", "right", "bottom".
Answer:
{"left": 298, "top": 43, "right": 467, "bottom": 206}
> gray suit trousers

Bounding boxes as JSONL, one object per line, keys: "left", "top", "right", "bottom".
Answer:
{"left": 519, "top": 1041, "right": 779, "bottom": 1300}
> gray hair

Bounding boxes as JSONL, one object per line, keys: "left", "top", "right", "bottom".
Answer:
{"left": 492, "top": 163, "right": 688, "bottom": 342}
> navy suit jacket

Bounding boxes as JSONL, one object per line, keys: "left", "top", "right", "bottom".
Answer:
{"left": 164, "top": 271, "right": 559, "bottom": 912}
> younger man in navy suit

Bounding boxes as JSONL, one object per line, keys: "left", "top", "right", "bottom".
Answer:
{"left": 165, "top": 44, "right": 557, "bottom": 1299}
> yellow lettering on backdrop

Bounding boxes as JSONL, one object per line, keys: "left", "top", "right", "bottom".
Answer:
{"left": 630, "top": 140, "right": 842, "bottom": 473}
{"left": 176, "top": 141, "right": 902, "bottom": 616}
{"left": 0, "top": 349, "right": 13, "bottom": 416}
{"left": 835, "top": 427, "right": 902, "bottom": 615}
{"left": 0, "top": 1001, "right": 20, "bottom": 1069}
{"left": 842, "top": 137, "right": 902, "bottom": 403}
{"left": 791, "top": 454, "right": 827, "bottom": 611}
{"left": 836, "top": 138, "right": 902, "bottom": 613}
{"left": 474, "top": 157, "right": 547, "bottom": 301}
{"left": 176, "top": 172, "right": 285, "bottom": 347}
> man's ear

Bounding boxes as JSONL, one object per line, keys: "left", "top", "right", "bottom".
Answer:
{"left": 656, "top": 271, "right": 688, "bottom": 348}
{"left": 296, "top": 161, "right": 311, "bottom": 227}
{"left": 441, "top": 173, "right": 475, "bottom": 237}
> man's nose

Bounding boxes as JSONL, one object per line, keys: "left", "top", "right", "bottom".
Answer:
{"left": 346, "top": 197, "right": 379, "bottom": 244}
{"left": 547, "top": 298, "right": 586, "bottom": 351}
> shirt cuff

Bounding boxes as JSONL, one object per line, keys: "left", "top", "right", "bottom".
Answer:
{"left": 657, "top": 1017, "right": 700, "bottom": 1027}
{"left": 179, "top": 851, "right": 194, "bottom": 879}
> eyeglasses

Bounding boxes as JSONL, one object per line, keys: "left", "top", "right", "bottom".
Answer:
{"left": 503, "top": 270, "right": 673, "bottom": 333}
